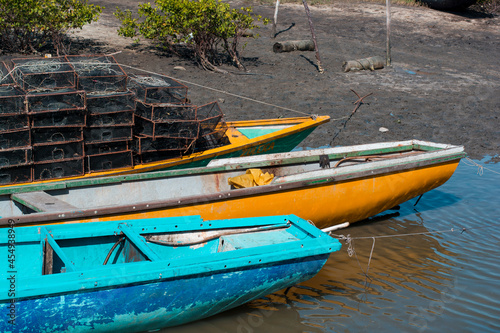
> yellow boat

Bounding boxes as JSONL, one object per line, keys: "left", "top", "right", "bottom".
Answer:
{"left": 0, "top": 115, "right": 329, "bottom": 188}
{"left": 0, "top": 140, "right": 465, "bottom": 228}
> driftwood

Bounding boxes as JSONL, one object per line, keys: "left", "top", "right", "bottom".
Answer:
{"left": 273, "top": 40, "right": 315, "bottom": 53}
{"left": 342, "top": 56, "right": 385, "bottom": 72}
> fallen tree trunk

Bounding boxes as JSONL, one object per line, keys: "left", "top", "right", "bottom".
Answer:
{"left": 273, "top": 40, "right": 315, "bottom": 53}
{"left": 342, "top": 56, "right": 385, "bottom": 72}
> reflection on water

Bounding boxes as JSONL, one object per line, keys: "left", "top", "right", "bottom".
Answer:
{"left": 160, "top": 158, "right": 500, "bottom": 333}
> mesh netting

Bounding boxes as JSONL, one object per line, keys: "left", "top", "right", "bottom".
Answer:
{"left": 11, "top": 57, "right": 76, "bottom": 91}
{"left": 0, "top": 147, "right": 31, "bottom": 169}
{"left": 0, "top": 115, "right": 29, "bottom": 132}
{"left": 0, "top": 86, "right": 26, "bottom": 115}
{"left": 31, "top": 110, "right": 86, "bottom": 128}
{"left": 129, "top": 74, "right": 188, "bottom": 104}
{"left": 84, "top": 126, "right": 133, "bottom": 143}
{"left": 134, "top": 116, "right": 199, "bottom": 140}
{"left": 0, "top": 165, "right": 32, "bottom": 185}
{"left": 135, "top": 102, "right": 196, "bottom": 121}
{"left": 67, "top": 55, "right": 128, "bottom": 93}
{"left": 31, "top": 128, "right": 83, "bottom": 145}
{"left": 26, "top": 89, "right": 86, "bottom": 113}
{"left": 86, "top": 150, "right": 133, "bottom": 172}
{"left": 87, "top": 111, "right": 134, "bottom": 127}
{"left": 33, "top": 141, "right": 84, "bottom": 163}
{"left": 87, "top": 91, "right": 135, "bottom": 114}
{"left": 0, "top": 62, "right": 15, "bottom": 86}
{"left": 194, "top": 124, "right": 230, "bottom": 152}
{"left": 85, "top": 140, "right": 129, "bottom": 156}
{"left": 33, "top": 158, "right": 84, "bottom": 181}
{"left": 0, "top": 129, "right": 31, "bottom": 150}
{"left": 133, "top": 135, "right": 194, "bottom": 154}
{"left": 197, "top": 101, "right": 224, "bottom": 136}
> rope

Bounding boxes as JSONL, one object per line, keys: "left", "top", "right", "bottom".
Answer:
{"left": 333, "top": 223, "right": 498, "bottom": 285}
{"left": 118, "top": 62, "right": 352, "bottom": 120}
{"left": 463, "top": 157, "right": 500, "bottom": 176}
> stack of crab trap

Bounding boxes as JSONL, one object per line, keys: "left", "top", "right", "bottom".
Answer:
{"left": 67, "top": 55, "right": 134, "bottom": 173}
{"left": 0, "top": 54, "right": 229, "bottom": 186}
{"left": 129, "top": 74, "right": 227, "bottom": 164}
{"left": 0, "top": 62, "right": 32, "bottom": 185}
{"left": 11, "top": 57, "right": 86, "bottom": 182}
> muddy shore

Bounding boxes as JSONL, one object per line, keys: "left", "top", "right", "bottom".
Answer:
{"left": 3, "top": 1, "right": 499, "bottom": 161}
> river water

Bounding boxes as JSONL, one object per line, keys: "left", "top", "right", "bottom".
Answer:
{"left": 162, "top": 157, "right": 500, "bottom": 333}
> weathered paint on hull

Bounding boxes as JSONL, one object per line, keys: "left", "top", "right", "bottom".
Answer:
{"left": 0, "top": 256, "right": 328, "bottom": 333}
{"left": 80, "top": 160, "right": 460, "bottom": 228}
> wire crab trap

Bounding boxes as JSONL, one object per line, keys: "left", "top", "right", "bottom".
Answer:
{"left": 26, "top": 89, "right": 86, "bottom": 113}
{"left": 85, "top": 140, "right": 132, "bottom": 172}
{"left": 196, "top": 101, "right": 224, "bottom": 135}
{"left": 32, "top": 140, "right": 84, "bottom": 163}
{"left": 133, "top": 135, "right": 194, "bottom": 154}
{"left": 11, "top": 57, "right": 76, "bottom": 92}
{"left": 0, "top": 129, "right": 31, "bottom": 150}
{"left": 134, "top": 116, "right": 199, "bottom": 141}
{"left": 33, "top": 157, "right": 84, "bottom": 181}
{"left": 66, "top": 55, "right": 128, "bottom": 93}
{"left": 84, "top": 126, "right": 133, "bottom": 143}
{"left": 194, "top": 123, "right": 230, "bottom": 152}
{"left": 87, "top": 111, "right": 134, "bottom": 127}
{"left": 0, "top": 115, "right": 29, "bottom": 132}
{"left": 129, "top": 74, "right": 188, "bottom": 104}
{"left": 0, "top": 147, "right": 32, "bottom": 169}
{"left": 0, "top": 62, "right": 15, "bottom": 86}
{"left": 0, "top": 86, "right": 26, "bottom": 115}
{"left": 30, "top": 110, "right": 86, "bottom": 128}
{"left": 86, "top": 150, "right": 133, "bottom": 173}
{"left": 133, "top": 150, "right": 186, "bottom": 165}
{"left": 86, "top": 91, "right": 135, "bottom": 114}
{"left": 85, "top": 140, "right": 130, "bottom": 155}
{"left": 31, "top": 128, "right": 83, "bottom": 145}
{"left": 0, "top": 164, "right": 32, "bottom": 185}
{"left": 135, "top": 102, "right": 196, "bottom": 122}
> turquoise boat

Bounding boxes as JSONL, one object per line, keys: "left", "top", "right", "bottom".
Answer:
{"left": 0, "top": 215, "right": 341, "bottom": 332}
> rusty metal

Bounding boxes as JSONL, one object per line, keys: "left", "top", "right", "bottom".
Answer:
{"left": 66, "top": 54, "right": 128, "bottom": 93}
{"left": 0, "top": 147, "right": 31, "bottom": 169}
{"left": 86, "top": 150, "right": 133, "bottom": 173}
{"left": 134, "top": 115, "right": 199, "bottom": 141}
{"left": 33, "top": 157, "right": 84, "bottom": 181}
{"left": 84, "top": 126, "right": 133, "bottom": 144}
{"left": 86, "top": 90, "right": 135, "bottom": 114}
{"left": 33, "top": 141, "right": 84, "bottom": 163}
{"left": 32, "top": 128, "right": 83, "bottom": 145}
{"left": 0, "top": 86, "right": 25, "bottom": 115}
{"left": 0, "top": 62, "right": 15, "bottom": 86}
{"left": 11, "top": 57, "right": 76, "bottom": 92}
{"left": 0, "top": 129, "right": 31, "bottom": 150}
{"left": 129, "top": 74, "right": 188, "bottom": 104}
{"left": 26, "top": 89, "right": 86, "bottom": 114}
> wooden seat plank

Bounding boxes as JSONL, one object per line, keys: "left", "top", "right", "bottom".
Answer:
{"left": 11, "top": 191, "right": 77, "bottom": 213}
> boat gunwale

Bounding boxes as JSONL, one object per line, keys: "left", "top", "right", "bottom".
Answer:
{"left": 0, "top": 145, "right": 465, "bottom": 226}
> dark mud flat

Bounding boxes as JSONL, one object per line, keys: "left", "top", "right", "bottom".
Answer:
{"left": 3, "top": 0, "right": 499, "bottom": 160}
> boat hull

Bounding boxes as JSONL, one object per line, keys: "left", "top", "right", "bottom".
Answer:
{"left": 70, "top": 159, "right": 460, "bottom": 229}
{"left": 0, "top": 255, "right": 328, "bottom": 332}
{"left": 0, "top": 140, "right": 465, "bottom": 229}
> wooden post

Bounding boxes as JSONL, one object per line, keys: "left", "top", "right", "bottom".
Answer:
{"left": 272, "top": 0, "right": 280, "bottom": 38}
{"left": 386, "top": 0, "right": 392, "bottom": 67}
{"left": 302, "top": 0, "right": 324, "bottom": 73}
